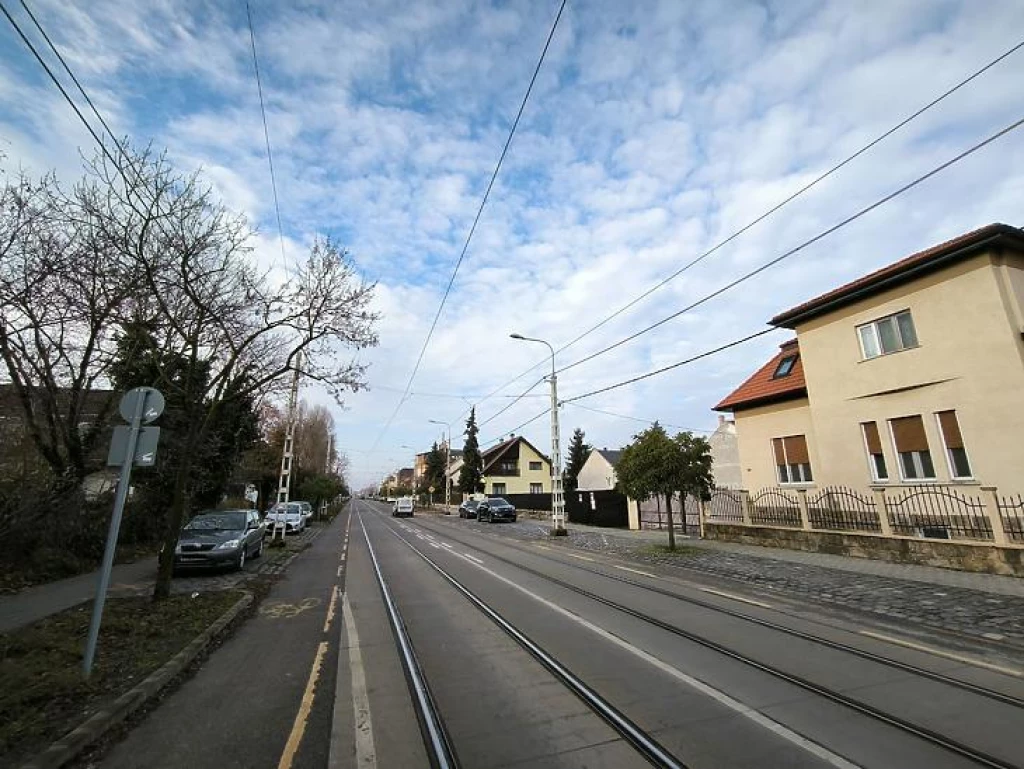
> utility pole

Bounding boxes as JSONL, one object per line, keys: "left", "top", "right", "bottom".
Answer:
{"left": 510, "top": 334, "right": 566, "bottom": 535}
{"left": 321, "top": 431, "right": 333, "bottom": 521}
{"left": 429, "top": 419, "right": 452, "bottom": 514}
{"left": 274, "top": 352, "right": 301, "bottom": 540}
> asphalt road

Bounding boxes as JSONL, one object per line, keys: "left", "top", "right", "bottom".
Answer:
{"left": 91, "top": 500, "right": 1024, "bottom": 769}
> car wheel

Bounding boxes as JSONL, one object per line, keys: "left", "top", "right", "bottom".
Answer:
{"left": 511, "top": 516, "right": 517, "bottom": 523}
{"left": 237, "top": 547, "right": 246, "bottom": 571}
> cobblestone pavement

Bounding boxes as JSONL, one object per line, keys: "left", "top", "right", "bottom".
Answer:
{"left": 449, "top": 518, "right": 1024, "bottom": 651}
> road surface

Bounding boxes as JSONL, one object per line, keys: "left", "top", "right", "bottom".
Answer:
{"left": 95, "top": 500, "right": 1024, "bottom": 768}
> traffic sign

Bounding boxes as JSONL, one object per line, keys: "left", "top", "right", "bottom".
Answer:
{"left": 428, "top": 485, "right": 435, "bottom": 493}
{"left": 107, "top": 426, "right": 161, "bottom": 467}
{"left": 118, "top": 387, "right": 165, "bottom": 425}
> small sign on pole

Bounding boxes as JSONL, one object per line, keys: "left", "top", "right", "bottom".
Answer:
{"left": 245, "top": 484, "right": 259, "bottom": 508}
{"left": 83, "top": 387, "right": 163, "bottom": 676}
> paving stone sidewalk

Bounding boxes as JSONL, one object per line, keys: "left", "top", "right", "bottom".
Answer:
{"left": 0, "top": 526, "right": 323, "bottom": 633}
{"left": 455, "top": 517, "right": 1024, "bottom": 651}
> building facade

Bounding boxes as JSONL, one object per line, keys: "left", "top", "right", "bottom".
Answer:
{"left": 715, "top": 223, "right": 1024, "bottom": 492}
{"left": 447, "top": 436, "right": 552, "bottom": 496}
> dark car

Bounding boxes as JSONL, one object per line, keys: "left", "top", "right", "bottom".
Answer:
{"left": 174, "top": 510, "right": 264, "bottom": 572}
{"left": 477, "top": 497, "right": 516, "bottom": 523}
{"left": 458, "top": 499, "right": 480, "bottom": 519}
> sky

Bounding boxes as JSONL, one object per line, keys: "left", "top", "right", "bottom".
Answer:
{"left": 2, "top": 0, "right": 1023, "bottom": 490}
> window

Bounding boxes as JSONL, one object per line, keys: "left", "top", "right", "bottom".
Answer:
{"left": 498, "top": 460, "right": 518, "bottom": 474}
{"left": 861, "top": 422, "right": 888, "bottom": 481}
{"left": 857, "top": 310, "right": 918, "bottom": 359}
{"left": 771, "top": 435, "right": 813, "bottom": 484}
{"left": 530, "top": 483, "right": 543, "bottom": 494}
{"left": 529, "top": 461, "right": 542, "bottom": 471}
{"left": 492, "top": 482, "right": 506, "bottom": 495}
{"left": 889, "top": 415, "right": 935, "bottom": 480}
{"left": 773, "top": 355, "right": 797, "bottom": 378}
{"left": 936, "top": 410, "right": 972, "bottom": 479}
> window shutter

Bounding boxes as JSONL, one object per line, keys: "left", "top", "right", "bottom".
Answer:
{"left": 862, "top": 422, "right": 882, "bottom": 454}
{"left": 937, "top": 411, "right": 964, "bottom": 449}
{"left": 783, "top": 435, "right": 809, "bottom": 464}
{"left": 772, "top": 438, "right": 785, "bottom": 464}
{"left": 891, "top": 416, "right": 928, "bottom": 452}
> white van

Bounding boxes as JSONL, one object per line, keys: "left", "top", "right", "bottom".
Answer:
{"left": 392, "top": 497, "right": 414, "bottom": 517}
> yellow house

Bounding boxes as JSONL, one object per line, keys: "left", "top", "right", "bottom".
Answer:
{"left": 715, "top": 223, "right": 1024, "bottom": 493}
{"left": 447, "top": 436, "right": 552, "bottom": 496}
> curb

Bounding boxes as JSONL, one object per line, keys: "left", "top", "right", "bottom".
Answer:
{"left": 21, "top": 591, "right": 255, "bottom": 769}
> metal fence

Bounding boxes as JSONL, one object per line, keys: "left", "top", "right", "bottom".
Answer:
{"left": 749, "top": 488, "right": 801, "bottom": 527}
{"left": 998, "top": 494, "right": 1024, "bottom": 543}
{"left": 884, "top": 486, "right": 992, "bottom": 541}
{"left": 807, "top": 487, "right": 882, "bottom": 533}
{"left": 706, "top": 488, "right": 744, "bottom": 523}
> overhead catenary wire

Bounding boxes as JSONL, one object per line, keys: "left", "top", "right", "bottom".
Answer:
{"left": 555, "top": 114, "right": 1024, "bottom": 376}
{"left": 369, "top": 0, "right": 568, "bottom": 453}
{"left": 462, "top": 38, "right": 1024, "bottom": 409}
{"left": 244, "top": 0, "right": 288, "bottom": 265}
{"left": 564, "top": 401, "right": 713, "bottom": 434}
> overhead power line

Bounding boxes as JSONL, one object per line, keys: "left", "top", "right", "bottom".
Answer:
{"left": 369, "top": 0, "right": 568, "bottom": 452}
{"left": 564, "top": 402, "right": 713, "bottom": 434}
{"left": 482, "top": 407, "right": 550, "bottom": 447}
{"left": 556, "top": 113, "right": 1024, "bottom": 375}
{"left": 463, "top": 38, "right": 1024, "bottom": 410}
{"left": 244, "top": 0, "right": 288, "bottom": 265}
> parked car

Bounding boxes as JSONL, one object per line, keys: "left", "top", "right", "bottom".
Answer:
{"left": 265, "top": 502, "right": 306, "bottom": 534}
{"left": 295, "top": 500, "right": 314, "bottom": 523}
{"left": 174, "top": 510, "right": 264, "bottom": 572}
{"left": 393, "top": 497, "right": 414, "bottom": 517}
{"left": 477, "top": 497, "right": 516, "bottom": 523}
{"left": 458, "top": 499, "right": 480, "bottom": 519}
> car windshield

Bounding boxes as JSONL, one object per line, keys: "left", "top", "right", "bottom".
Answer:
{"left": 185, "top": 512, "right": 246, "bottom": 531}
{"left": 465, "top": 500, "right": 479, "bottom": 508}
{"left": 488, "top": 498, "right": 510, "bottom": 506}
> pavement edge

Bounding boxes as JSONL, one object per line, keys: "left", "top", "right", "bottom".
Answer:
{"left": 20, "top": 591, "right": 256, "bottom": 769}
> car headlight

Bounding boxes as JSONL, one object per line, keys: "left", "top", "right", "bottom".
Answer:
{"left": 216, "top": 538, "right": 242, "bottom": 550}
{"left": 174, "top": 544, "right": 182, "bottom": 554}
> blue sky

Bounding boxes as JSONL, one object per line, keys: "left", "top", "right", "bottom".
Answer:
{"left": 2, "top": 0, "right": 1024, "bottom": 488}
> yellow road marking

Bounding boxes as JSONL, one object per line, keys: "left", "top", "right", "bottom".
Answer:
{"left": 859, "top": 630, "right": 1024, "bottom": 677}
{"left": 698, "top": 587, "right": 773, "bottom": 609}
{"left": 323, "top": 586, "right": 339, "bottom": 633}
{"left": 612, "top": 564, "right": 657, "bottom": 578}
{"left": 278, "top": 640, "right": 329, "bottom": 769}
{"left": 260, "top": 597, "right": 322, "bottom": 619}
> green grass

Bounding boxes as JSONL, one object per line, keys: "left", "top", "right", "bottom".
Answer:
{"left": 0, "top": 590, "right": 245, "bottom": 765}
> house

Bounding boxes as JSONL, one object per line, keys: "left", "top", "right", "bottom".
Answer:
{"left": 714, "top": 223, "right": 1024, "bottom": 492}
{"left": 447, "top": 435, "right": 552, "bottom": 496}
{"left": 413, "top": 442, "right": 462, "bottom": 488}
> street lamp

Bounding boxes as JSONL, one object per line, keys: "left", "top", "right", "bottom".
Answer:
{"left": 510, "top": 333, "right": 566, "bottom": 535}
{"left": 428, "top": 419, "right": 453, "bottom": 515}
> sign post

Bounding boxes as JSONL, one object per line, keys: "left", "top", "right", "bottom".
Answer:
{"left": 83, "top": 387, "right": 163, "bottom": 676}
{"left": 245, "top": 484, "right": 259, "bottom": 509}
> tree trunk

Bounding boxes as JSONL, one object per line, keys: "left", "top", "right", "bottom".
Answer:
{"left": 665, "top": 492, "right": 676, "bottom": 550}
{"left": 153, "top": 421, "right": 203, "bottom": 601}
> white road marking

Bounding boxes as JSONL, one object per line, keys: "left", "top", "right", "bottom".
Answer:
{"left": 342, "top": 592, "right": 377, "bottom": 768}
{"left": 440, "top": 542, "right": 453, "bottom": 549}
{"left": 699, "top": 587, "right": 773, "bottom": 609}
{"left": 612, "top": 564, "right": 657, "bottom": 578}
{"left": 566, "top": 553, "right": 596, "bottom": 562}
{"left": 336, "top": 565, "right": 343, "bottom": 578}
{"left": 460, "top": 553, "right": 484, "bottom": 565}
{"left": 859, "top": 630, "right": 1024, "bottom": 677}
{"left": 400, "top": 532, "right": 858, "bottom": 769}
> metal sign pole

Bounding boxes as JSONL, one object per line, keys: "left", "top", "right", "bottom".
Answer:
{"left": 83, "top": 389, "right": 147, "bottom": 676}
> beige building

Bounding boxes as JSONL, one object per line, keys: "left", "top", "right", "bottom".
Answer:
{"left": 715, "top": 223, "right": 1024, "bottom": 493}
{"left": 447, "top": 436, "right": 552, "bottom": 496}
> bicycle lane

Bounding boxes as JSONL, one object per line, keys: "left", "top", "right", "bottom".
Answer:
{"left": 98, "top": 509, "right": 351, "bottom": 769}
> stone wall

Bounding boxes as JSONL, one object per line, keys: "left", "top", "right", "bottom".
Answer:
{"left": 705, "top": 523, "right": 1024, "bottom": 577}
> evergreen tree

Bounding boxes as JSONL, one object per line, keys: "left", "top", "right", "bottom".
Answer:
{"left": 423, "top": 442, "right": 448, "bottom": 494}
{"left": 458, "top": 407, "right": 484, "bottom": 494}
{"left": 563, "top": 427, "right": 592, "bottom": 493}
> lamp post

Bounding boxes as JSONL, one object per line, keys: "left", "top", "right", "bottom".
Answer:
{"left": 428, "top": 419, "right": 452, "bottom": 514}
{"left": 510, "top": 333, "right": 566, "bottom": 535}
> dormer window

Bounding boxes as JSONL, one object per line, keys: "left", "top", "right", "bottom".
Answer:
{"left": 773, "top": 355, "right": 797, "bottom": 378}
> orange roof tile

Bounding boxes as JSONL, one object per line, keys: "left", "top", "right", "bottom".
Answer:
{"left": 771, "top": 223, "right": 1024, "bottom": 328}
{"left": 713, "top": 340, "right": 806, "bottom": 412}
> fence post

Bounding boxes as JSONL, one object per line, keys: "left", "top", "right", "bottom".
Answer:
{"left": 739, "top": 489, "right": 753, "bottom": 526}
{"left": 872, "top": 487, "right": 893, "bottom": 537}
{"left": 981, "top": 486, "right": 1008, "bottom": 546}
{"left": 698, "top": 497, "right": 706, "bottom": 539}
{"left": 795, "top": 488, "right": 812, "bottom": 530}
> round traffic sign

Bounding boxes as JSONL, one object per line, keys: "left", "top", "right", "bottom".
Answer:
{"left": 119, "top": 387, "right": 165, "bottom": 425}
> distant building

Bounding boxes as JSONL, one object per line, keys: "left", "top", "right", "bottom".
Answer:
{"left": 446, "top": 436, "right": 551, "bottom": 496}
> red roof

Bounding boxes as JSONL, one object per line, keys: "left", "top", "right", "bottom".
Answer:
{"left": 714, "top": 340, "right": 806, "bottom": 412}
{"left": 771, "top": 223, "right": 1024, "bottom": 328}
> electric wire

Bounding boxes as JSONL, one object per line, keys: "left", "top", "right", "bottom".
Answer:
{"left": 555, "top": 114, "right": 1024, "bottom": 375}
{"left": 564, "top": 402, "right": 713, "bottom": 434}
{"left": 369, "top": 0, "right": 568, "bottom": 453}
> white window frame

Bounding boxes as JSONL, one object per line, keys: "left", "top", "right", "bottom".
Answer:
{"left": 529, "top": 482, "right": 543, "bottom": 494}
{"left": 772, "top": 437, "right": 814, "bottom": 486}
{"left": 886, "top": 418, "right": 937, "bottom": 482}
{"left": 856, "top": 310, "right": 918, "bottom": 360}
{"left": 492, "top": 482, "right": 507, "bottom": 495}
{"left": 528, "top": 461, "right": 542, "bottom": 471}
{"left": 934, "top": 411, "right": 974, "bottom": 481}
{"left": 860, "top": 423, "right": 889, "bottom": 483}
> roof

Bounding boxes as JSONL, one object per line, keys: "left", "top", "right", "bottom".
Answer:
{"left": 713, "top": 340, "right": 806, "bottom": 412}
{"left": 771, "top": 223, "right": 1024, "bottom": 328}
{"left": 481, "top": 435, "right": 550, "bottom": 471}
{"left": 596, "top": 449, "right": 622, "bottom": 466}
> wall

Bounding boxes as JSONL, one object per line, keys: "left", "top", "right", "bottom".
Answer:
{"left": 794, "top": 251, "right": 1024, "bottom": 491}
{"left": 576, "top": 452, "right": 616, "bottom": 491}
{"left": 566, "top": 489, "right": 629, "bottom": 528}
{"left": 732, "top": 397, "right": 817, "bottom": 491}
{"left": 708, "top": 418, "right": 741, "bottom": 489}
{"left": 484, "top": 441, "right": 551, "bottom": 495}
{"left": 705, "top": 523, "right": 1024, "bottom": 577}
